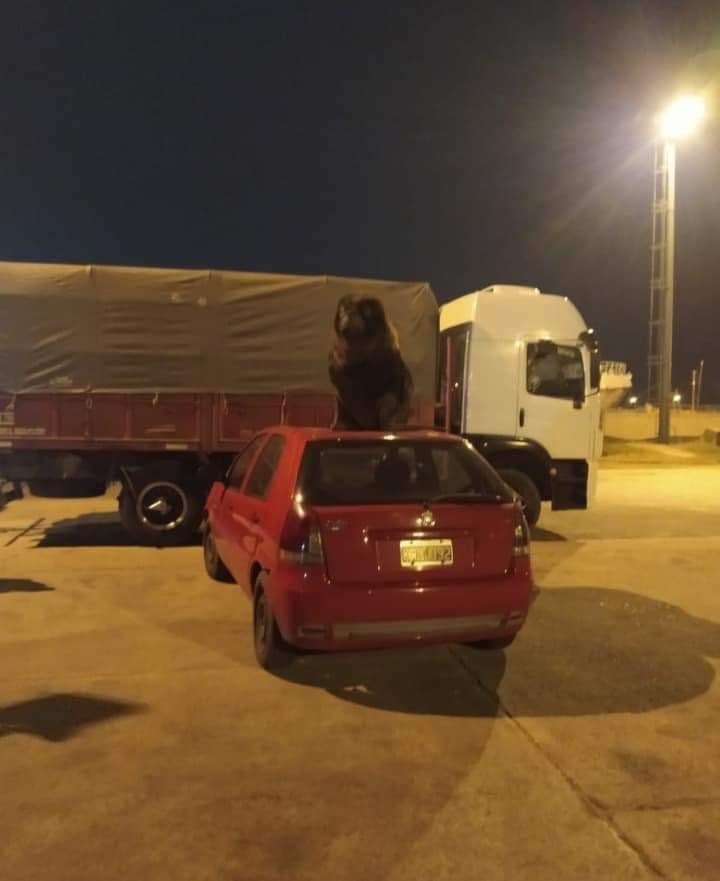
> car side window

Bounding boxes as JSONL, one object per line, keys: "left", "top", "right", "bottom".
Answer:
{"left": 227, "top": 436, "right": 265, "bottom": 490}
{"left": 244, "top": 435, "right": 286, "bottom": 499}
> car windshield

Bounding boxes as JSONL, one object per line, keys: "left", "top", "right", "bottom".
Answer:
{"left": 298, "top": 439, "right": 514, "bottom": 506}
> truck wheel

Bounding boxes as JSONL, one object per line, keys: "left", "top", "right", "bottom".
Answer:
{"left": 28, "top": 479, "right": 106, "bottom": 498}
{"left": 119, "top": 476, "right": 204, "bottom": 547}
{"left": 498, "top": 469, "right": 541, "bottom": 527}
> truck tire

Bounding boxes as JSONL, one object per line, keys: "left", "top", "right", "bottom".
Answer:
{"left": 119, "top": 474, "right": 204, "bottom": 547}
{"left": 28, "top": 479, "right": 106, "bottom": 499}
{"left": 497, "top": 468, "right": 541, "bottom": 527}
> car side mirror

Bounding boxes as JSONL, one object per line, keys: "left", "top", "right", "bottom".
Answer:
{"left": 573, "top": 393, "right": 584, "bottom": 410}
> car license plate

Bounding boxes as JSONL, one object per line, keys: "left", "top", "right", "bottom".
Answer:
{"left": 400, "top": 539, "right": 453, "bottom": 569}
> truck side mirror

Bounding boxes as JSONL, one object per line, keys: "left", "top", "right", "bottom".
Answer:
{"left": 579, "top": 329, "right": 599, "bottom": 353}
{"left": 573, "top": 393, "right": 585, "bottom": 410}
{"left": 579, "top": 329, "right": 601, "bottom": 391}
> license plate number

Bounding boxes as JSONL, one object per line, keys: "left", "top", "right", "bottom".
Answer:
{"left": 400, "top": 539, "right": 453, "bottom": 568}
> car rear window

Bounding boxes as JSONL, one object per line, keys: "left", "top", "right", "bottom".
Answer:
{"left": 298, "top": 439, "right": 513, "bottom": 506}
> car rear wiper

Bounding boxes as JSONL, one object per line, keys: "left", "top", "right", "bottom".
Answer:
{"left": 424, "top": 492, "right": 506, "bottom": 505}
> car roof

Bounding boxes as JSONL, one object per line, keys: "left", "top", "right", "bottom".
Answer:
{"left": 262, "top": 426, "right": 457, "bottom": 443}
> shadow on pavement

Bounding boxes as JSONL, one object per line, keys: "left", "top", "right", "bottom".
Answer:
{"left": 36, "top": 514, "right": 136, "bottom": 548}
{"left": 275, "top": 587, "right": 720, "bottom": 718}
{"left": 531, "top": 526, "right": 567, "bottom": 542}
{"left": 457, "top": 586, "right": 720, "bottom": 716}
{"left": 34, "top": 513, "right": 202, "bottom": 548}
{"left": 0, "top": 578, "right": 54, "bottom": 594}
{"left": 275, "top": 645, "right": 506, "bottom": 718}
{"left": 0, "top": 693, "right": 147, "bottom": 742}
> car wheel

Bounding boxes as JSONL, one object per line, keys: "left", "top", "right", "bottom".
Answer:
{"left": 465, "top": 634, "right": 517, "bottom": 651}
{"left": 119, "top": 474, "right": 204, "bottom": 546}
{"left": 253, "top": 573, "right": 291, "bottom": 671}
{"left": 203, "top": 527, "right": 233, "bottom": 582}
{"left": 498, "top": 469, "right": 541, "bottom": 527}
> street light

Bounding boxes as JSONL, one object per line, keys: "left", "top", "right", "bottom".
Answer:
{"left": 658, "top": 96, "right": 706, "bottom": 140}
{"left": 649, "top": 96, "right": 706, "bottom": 443}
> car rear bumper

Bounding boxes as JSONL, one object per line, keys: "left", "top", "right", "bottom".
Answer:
{"left": 270, "top": 567, "right": 537, "bottom": 651}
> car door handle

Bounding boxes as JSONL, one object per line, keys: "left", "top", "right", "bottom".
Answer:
{"left": 250, "top": 512, "right": 261, "bottom": 524}
{"left": 519, "top": 407, "right": 525, "bottom": 428}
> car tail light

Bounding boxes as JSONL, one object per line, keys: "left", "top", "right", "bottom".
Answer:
{"left": 279, "top": 494, "right": 324, "bottom": 566}
{"left": 512, "top": 505, "right": 530, "bottom": 558}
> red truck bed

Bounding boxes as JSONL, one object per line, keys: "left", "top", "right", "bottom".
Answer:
{"left": 0, "top": 392, "right": 435, "bottom": 452}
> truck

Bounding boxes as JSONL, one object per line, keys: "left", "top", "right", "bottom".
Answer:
{"left": 0, "top": 262, "right": 601, "bottom": 542}
{"left": 437, "top": 285, "right": 603, "bottom": 526}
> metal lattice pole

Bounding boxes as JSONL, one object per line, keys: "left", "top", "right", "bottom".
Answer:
{"left": 648, "top": 140, "right": 676, "bottom": 442}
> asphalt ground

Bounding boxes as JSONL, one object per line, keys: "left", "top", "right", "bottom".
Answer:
{"left": 1, "top": 466, "right": 719, "bottom": 881}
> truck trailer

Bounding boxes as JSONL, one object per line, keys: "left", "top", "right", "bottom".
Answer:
{"left": 0, "top": 261, "right": 437, "bottom": 544}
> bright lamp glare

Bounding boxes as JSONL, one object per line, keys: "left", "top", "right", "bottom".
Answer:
{"left": 658, "top": 96, "right": 706, "bottom": 140}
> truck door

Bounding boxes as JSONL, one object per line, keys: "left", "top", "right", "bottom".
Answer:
{"left": 517, "top": 339, "right": 593, "bottom": 461}
{"left": 438, "top": 326, "right": 471, "bottom": 435}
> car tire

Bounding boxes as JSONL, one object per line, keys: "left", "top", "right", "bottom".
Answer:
{"left": 253, "top": 573, "right": 292, "bottom": 671}
{"left": 465, "top": 634, "right": 517, "bottom": 651}
{"left": 203, "top": 527, "right": 233, "bottom": 582}
{"left": 119, "top": 473, "right": 204, "bottom": 547}
{"left": 497, "top": 469, "right": 541, "bottom": 527}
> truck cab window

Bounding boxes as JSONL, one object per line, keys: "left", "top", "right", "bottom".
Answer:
{"left": 527, "top": 343, "right": 584, "bottom": 400}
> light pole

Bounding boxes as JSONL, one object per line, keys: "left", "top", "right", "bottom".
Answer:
{"left": 649, "top": 96, "right": 705, "bottom": 443}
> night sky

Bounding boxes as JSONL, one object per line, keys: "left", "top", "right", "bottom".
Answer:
{"left": 1, "top": 2, "right": 719, "bottom": 400}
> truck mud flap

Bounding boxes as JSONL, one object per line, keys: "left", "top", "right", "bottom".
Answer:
{"left": 551, "top": 460, "right": 589, "bottom": 511}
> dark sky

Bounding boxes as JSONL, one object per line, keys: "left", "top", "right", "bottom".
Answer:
{"left": 1, "top": 2, "right": 719, "bottom": 399}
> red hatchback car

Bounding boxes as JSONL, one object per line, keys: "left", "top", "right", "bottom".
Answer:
{"left": 203, "top": 427, "right": 537, "bottom": 669}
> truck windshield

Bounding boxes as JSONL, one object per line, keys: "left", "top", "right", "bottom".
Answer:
{"left": 527, "top": 343, "right": 584, "bottom": 400}
{"left": 298, "top": 439, "right": 513, "bottom": 506}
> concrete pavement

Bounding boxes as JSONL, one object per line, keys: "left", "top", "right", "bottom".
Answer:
{"left": 1, "top": 468, "right": 719, "bottom": 880}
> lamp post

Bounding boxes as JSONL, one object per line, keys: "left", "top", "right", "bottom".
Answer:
{"left": 649, "top": 96, "right": 705, "bottom": 443}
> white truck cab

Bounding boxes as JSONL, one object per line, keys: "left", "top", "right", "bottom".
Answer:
{"left": 438, "top": 285, "right": 603, "bottom": 525}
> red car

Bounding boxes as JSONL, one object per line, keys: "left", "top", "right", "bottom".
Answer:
{"left": 203, "top": 427, "right": 536, "bottom": 669}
